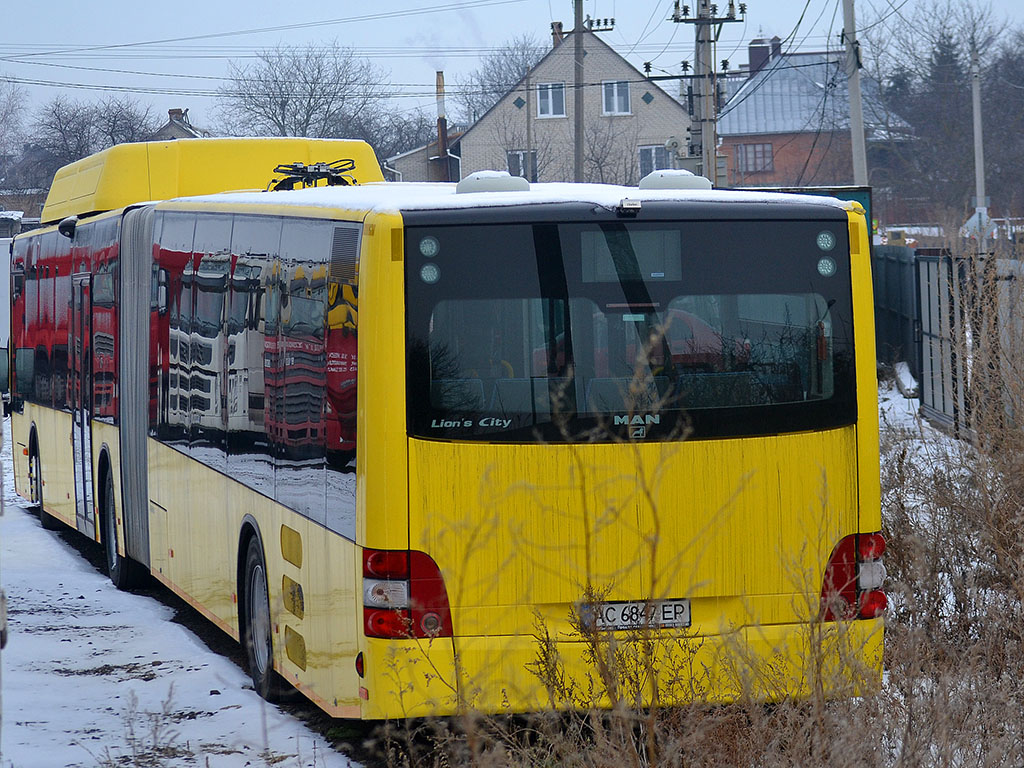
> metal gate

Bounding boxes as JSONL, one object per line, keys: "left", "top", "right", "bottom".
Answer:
{"left": 916, "top": 250, "right": 970, "bottom": 435}
{"left": 872, "top": 244, "right": 922, "bottom": 381}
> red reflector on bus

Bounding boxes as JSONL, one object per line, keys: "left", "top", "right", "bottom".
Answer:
{"left": 859, "top": 589, "right": 887, "bottom": 619}
{"left": 363, "top": 550, "right": 409, "bottom": 580}
{"left": 858, "top": 532, "right": 885, "bottom": 561}
{"left": 355, "top": 651, "right": 364, "bottom": 678}
{"left": 364, "top": 607, "right": 411, "bottom": 638}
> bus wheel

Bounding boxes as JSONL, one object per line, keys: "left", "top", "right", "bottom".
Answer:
{"left": 242, "top": 537, "right": 287, "bottom": 701}
{"left": 30, "top": 443, "right": 59, "bottom": 531}
{"left": 103, "top": 471, "right": 140, "bottom": 590}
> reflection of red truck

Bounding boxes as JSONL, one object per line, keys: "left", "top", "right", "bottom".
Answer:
{"left": 264, "top": 265, "right": 328, "bottom": 456}
{"left": 326, "top": 281, "right": 357, "bottom": 465}
{"left": 90, "top": 255, "right": 118, "bottom": 420}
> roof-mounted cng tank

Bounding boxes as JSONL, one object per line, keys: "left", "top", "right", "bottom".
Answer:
{"left": 638, "top": 169, "right": 713, "bottom": 190}
{"left": 455, "top": 170, "right": 530, "bottom": 194}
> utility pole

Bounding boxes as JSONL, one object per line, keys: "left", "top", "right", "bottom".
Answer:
{"left": 525, "top": 71, "right": 533, "bottom": 182}
{"left": 573, "top": 0, "right": 584, "bottom": 182}
{"left": 571, "top": 4, "right": 614, "bottom": 182}
{"left": 674, "top": 1, "right": 745, "bottom": 184}
{"left": 841, "top": 0, "right": 868, "bottom": 185}
{"left": 971, "top": 42, "right": 989, "bottom": 251}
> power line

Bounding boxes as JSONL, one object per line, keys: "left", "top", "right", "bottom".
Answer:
{"left": 3, "top": 0, "right": 528, "bottom": 61}
{"left": 0, "top": 34, "right": 843, "bottom": 62}
{"left": 5, "top": 62, "right": 839, "bottom": 101}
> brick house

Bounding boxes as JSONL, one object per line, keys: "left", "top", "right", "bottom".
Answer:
{"left": 389, "top": 25, "right": 693, "bottom": 185}
{"left": 384, "top": 130, "right": 464, "bottom": 183}
{"left": 718, "top": 38, "right": 893, "bottom": 188}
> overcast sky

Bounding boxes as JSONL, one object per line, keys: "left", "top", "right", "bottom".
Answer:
{"left": 3, "top": 0, "right": 1023, "bottom": 128}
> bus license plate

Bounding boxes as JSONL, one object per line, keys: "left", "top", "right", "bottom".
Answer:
{"left": 588, "top": 599, "right": 691, "bottom": 631}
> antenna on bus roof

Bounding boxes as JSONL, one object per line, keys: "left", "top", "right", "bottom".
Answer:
{"left": 269, "top": 158, "right": 357, "bottom": 191}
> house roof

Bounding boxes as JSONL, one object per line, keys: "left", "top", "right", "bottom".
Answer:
{"left": 459, "top": 28, "right": 685, "bottom": 146}
{"left": 150, "top": 108, "right": 210, "bottom": 141}
{"left": 387, "top": 131, "right": 464, "bottom": 165}
{"left": 718, "top": 50, "right": 897, "bottom": 138}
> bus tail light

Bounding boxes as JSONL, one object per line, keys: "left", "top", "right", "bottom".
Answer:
{"left": 820, "top": 532, "right": 887, "bottom": 621}
{"left": 362, "top": 549, "right": 453, "bottom": 639}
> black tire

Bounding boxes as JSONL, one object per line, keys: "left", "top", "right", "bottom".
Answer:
{"left": 30, "top": 442, "right": 59, "bottom": 531}
{"left": 103, "top": 470, "right": 141, "bottom": 590}
{"left": 241, "top": 537, "right": 288, "bottom": 701}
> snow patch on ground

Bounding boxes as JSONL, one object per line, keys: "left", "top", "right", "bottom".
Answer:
{"left": 0, "top": 420, "right": 357, "bottom": 768}
{"left": 893, "top": 361, "right": 919, "bottom": 398}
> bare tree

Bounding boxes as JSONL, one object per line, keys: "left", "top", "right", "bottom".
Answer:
{"left": 14, "top": 94, "right": 158, "bottom": 190}
{"left": 362, "top": 110, "right": 438, "bottom": 164}
{"left": 217, "top": 42, "right": 393, "bottom": 140}
{"left": 584, "top": 119, "right": 640, "bottom": 185}
{"left": 454, "top": 34, "right": 546, "bottom": 124}
{"left": 94, "top": 96, "right": 158, "bottom": 146}
{"left": 0, "top": 75, "right": 26, "bottom": 163}
{"left": 29, "top": 95, "right": 99, "bottom": 184}
{"left": 860, "top": 0, "right": 1001, "bottom": 218}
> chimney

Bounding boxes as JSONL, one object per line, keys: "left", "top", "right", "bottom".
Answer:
{"left": 168, "top": 108, "right": 184, "bottom": 123}
{"left": 551, "top": 21, "right": 564, "bottom": 47}
{"left": 748, "top": 38, "right": 770, "bottom": 76}
{"left": 770, "top": 35, "right": 782, "bottom": 59}
{"left": 436, "top": 72, "right": 451, "bottom": 183}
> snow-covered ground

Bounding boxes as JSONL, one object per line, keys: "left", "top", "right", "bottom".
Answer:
{"left": 0, "top": 422, "right": 357, "bottom": 768}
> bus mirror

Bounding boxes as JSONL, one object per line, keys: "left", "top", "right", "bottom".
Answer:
{"left": 58, "top": 216, "right": 78, "bottom": 240}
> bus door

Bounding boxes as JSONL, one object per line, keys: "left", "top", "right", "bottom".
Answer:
{"left": 70, "top": 273, "right": 95, "bottom": 538}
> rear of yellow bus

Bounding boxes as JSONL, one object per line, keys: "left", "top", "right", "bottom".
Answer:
{"left": 356, "top": 197, "right": 883, "bottom": 718}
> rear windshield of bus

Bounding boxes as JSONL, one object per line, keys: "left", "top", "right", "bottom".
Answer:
{"left": 405, "top": 218, "right": 857, "bottom": 442}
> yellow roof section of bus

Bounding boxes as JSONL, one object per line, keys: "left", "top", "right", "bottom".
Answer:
{"left": 40, "top": 137, "right": 383, "bottom": 224}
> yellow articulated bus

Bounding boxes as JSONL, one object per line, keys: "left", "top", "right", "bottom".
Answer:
{"left": 11, "top": 139, "right": 884, "bottom": 719}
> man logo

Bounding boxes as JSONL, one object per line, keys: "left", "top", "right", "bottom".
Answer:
{"left": 630, "top": 425, "right": 647, "bottom": 439}
{"left": 613, "top": 414, "right": 660, "bottom": 426}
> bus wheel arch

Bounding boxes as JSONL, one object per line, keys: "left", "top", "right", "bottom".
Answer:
{"left": 98, "top": 449, "right": 140, "bottom": 590}
{"left": 29, "top": 426, "right": 59, "bottom": 530}
{"left": 237, "top": 521, "right": 287, "bottom": 701}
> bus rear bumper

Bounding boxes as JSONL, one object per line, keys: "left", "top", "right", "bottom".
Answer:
{"left": 360, "top": 618, "right": 883, "bottom": 717}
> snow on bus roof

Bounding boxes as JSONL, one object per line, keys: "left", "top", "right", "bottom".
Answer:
{"left": 173, "top": 180, "right": 855, "bottom": 215}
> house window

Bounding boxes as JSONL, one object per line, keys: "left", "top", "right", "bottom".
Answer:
{"left": 734, "top": 143, "right": 774, "bottom": 173}
{"left": 638, "top": 145, "right": 671, "bottom": 178}
{"left": 603, "top": 81, "right": 631, "bottom": 115}
{"left": 537, "top": 83, "right": 565, "bottom": 117}
{"left": 507, "top": 150, "right": 538, "bottom": 182}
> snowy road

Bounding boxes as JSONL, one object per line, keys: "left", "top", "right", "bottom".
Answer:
{"left": 0, "top": 423, "right": 358, "bottom": 768}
